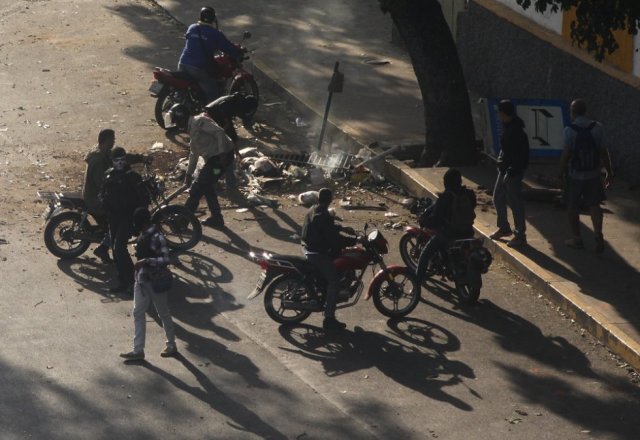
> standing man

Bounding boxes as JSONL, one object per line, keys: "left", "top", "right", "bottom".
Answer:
{"left": 177, "top": 6, "right": 242, "bottom": 102}
{"left": 301, "top": 188, "right": 356, "bottom": 331}
{"left": 83, "top": 129, "right": 115, "bottom": 263}
{"left": 489, "top": 100, "right": 530, "bottom": 248}
{"left": 100, "top": 147, "right": 149, "bottom": 293}
{"left": 183, "top": 111, "right": 236, "bottom": 228}
{"left": 120, "top": 207, "right": 177, "bottom": 361}
{"left": 558, "top": 99, "right": 613, "bottom": 253}
{"left": 204, "top": 92, "right": 258, "bottom": 187}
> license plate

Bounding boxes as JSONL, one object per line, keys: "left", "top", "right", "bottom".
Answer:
{"left": 247, "top": 272, "right": 267, "bottom": 300}
{"left": 148, "top": 80, "right": 163, "bottom": 95}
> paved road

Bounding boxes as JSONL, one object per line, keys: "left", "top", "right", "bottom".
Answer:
{"left": 1, "top": 0, "right": 640, "bottom": 439}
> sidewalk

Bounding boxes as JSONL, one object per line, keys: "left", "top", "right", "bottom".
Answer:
{"left": 155, "top": 0, "right": 640, "bottom": 370}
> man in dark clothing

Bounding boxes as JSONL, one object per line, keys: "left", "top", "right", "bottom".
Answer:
{"left": 204, "top": 93, "right": 258, "bottom": 187}
{"left": 415, "top": 169, "right": 477, "bottom": 284}
{"left": 177, "top": 6, "right": 242, "bottom": 102}
{"left": 100, "top": 147, "right": 149, "bottom": 293}
{"left": 489, "top": 100, "right": 530, "bottom": 248}
{"left": 301, "top": 188, "right": 356, "bottom": 331}
{"left": 83, "top": 129, "right": 148, "bottom": 264}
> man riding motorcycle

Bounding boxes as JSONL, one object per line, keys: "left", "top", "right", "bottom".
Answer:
{"left": 301, "top": 188, "right": 357, "bottom": 331}
{"left": 177, "top": 6, "right": 242, "bottom": 102}
{"left": 415, "top": 169, "right": 477, "bottom": 284}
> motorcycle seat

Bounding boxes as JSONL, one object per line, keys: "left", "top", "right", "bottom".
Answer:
{"left": 58, "top": 192, "right": 86, "bottom": 208}
{"left": 269, "top": 254, "right": 316, "bottom": 270}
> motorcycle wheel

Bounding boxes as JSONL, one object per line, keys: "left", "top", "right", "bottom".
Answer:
{"left": 399, "top": 233, "right": 424, "bottom": 272}
{"left": 44, "top": 211, "right": 91, "bottom": 259}
{"left": 229, "top": 77, "right": 259, "bottom": 126}
{"left": 455, "top": 282, "right": 481, "bottom": 305}
{"left": 263, "top": 274, "right": 312, "bottom": 325}
{"left": 154, "top": 87, "right": 176, "bottom": 129}
{"left": 152, "top": 205, "right": 202, "bottom": 251}
{"left": 372, "top": 267, "right": 421, "bottom": 318}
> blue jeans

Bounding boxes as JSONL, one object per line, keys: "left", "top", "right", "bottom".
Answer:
{"left": 493, "top": 171, "right": 526, "bottom": 237}
{"left": 177, "top": 63, "right": 219, "bottom": 103}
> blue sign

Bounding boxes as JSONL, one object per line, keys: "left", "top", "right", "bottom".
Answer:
{"left": 487, "top": 98, "right": 571, "bottom": 158}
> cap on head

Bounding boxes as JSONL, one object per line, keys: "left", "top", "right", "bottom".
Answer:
{"left": 497, "top": 99, "right": 515, "bottom": 117}
{"left": 98, "top": 128, "right": 115, "bottom": 145}
{"left": 111, "top": 146, "right": 126, "bottom": 159}
{"left": 443, "top": 168, "right": 462, "bottom": 190}
{"left": 318, "top": 187, "right": 333, "bottom": 205}
{"left": 200, "top": 6, "right": 216, "bottom": 24}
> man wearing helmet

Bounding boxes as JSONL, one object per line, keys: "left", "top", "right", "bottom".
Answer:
{"left": 177, "top": 6, "right": 242, "bottom": 102}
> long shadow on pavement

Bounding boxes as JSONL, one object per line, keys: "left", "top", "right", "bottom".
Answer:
{"left": 278, "top": 323, "right": 476, "bottom": 411}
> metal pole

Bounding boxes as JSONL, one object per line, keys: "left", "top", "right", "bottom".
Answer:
{"left": 316, "top": 61, "right": 343, "bottom": 151}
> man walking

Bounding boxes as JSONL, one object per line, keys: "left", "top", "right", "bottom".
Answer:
{"left": 489, "top": 100, "right": 530, "bottom": 248}
{"left": 558, "top": 99, "right": 613, "bottom": 253}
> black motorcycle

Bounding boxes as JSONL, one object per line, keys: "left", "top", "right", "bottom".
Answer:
{"left": 39, "top": 165, "right": 202, "bottom": 259}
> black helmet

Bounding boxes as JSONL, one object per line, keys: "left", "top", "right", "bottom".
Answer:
{"left": 169, "top": 103, "right": 190, "bottom": 129}
{"left": 199, "top": 6, "right": 216, "bottom": 24}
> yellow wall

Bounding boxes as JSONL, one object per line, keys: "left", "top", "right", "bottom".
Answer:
{"left": 562, "top": 7, "right": 633, "bottom": 73}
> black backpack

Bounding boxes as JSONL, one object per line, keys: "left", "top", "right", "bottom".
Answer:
{"left": 570, "top": 122, "right": 599, "bottom": 172}
{"left": 446, "top": 189, "right": 475, "bottom": 234}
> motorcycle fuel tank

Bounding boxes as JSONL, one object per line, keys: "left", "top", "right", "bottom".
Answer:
{"left": 334, "top": 246, "right": 369, "bottom": 271}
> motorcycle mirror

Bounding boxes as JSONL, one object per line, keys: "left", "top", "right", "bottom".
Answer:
{"left": 243, "top": 31, "right": 252, "bottom": 39}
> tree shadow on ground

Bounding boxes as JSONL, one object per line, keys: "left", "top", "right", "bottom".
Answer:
{"left": 277, "top": 322, "right": 476, "bottom": 411}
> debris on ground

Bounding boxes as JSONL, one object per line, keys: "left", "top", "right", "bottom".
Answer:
{"left": 298, "top": 191, "right": 319, "bottom": 207}
{"left": 340, "top": 198, "right": 387, "bottom": 211}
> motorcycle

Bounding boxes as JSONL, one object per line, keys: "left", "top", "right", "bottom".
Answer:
{"left": 149, "top": 31, "right": 258, "bottom": 130}
{"left": 399, "top": 198, "right": 492, "bottom": 304}
{"left": 39, "top": 164, "right": 202, "bottom": 259}
{"left": 247, "top": 225, "right": 421, "bottom": 325}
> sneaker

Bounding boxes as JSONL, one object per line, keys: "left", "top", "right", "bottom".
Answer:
{"left": 93, "top": 245, "right": 112, "bottom": 264}
{"left": 201, "top": 216, "right": 225, "bottom": 228}
{"left": 120, "top": 351, "right": 145, "bottom": 361}
{"left": 323, "top": 317, "right": 347, "bottom": 331}
{"left": 595, "top": 234, "right": 605, "bottom": 254}
{"left": 564, "top": 237, "right": 585, "bottom": 249}
{"left": 489, "top": 229, "right": 513, "bottom": 240}
{"left": 160, "top": 345, "right": 178, "bottom": 358}
{"left": 507, "top": 236, "right": 527, "bottom": 248}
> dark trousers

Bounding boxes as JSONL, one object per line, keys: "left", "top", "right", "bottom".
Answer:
{"left": 306, "top": 253, "right": 338, "bottom": 319}
{"left": 493, "top": 171, "right": 526, "bottom": 237}
{"left": 415, "top": 233, "right": 449, "bottom": 284}
{"left": 109, "top": 216, "right": 134, "bottom": 287}
{"left": 185, "top": 155, "right": 229, "bottom": 218}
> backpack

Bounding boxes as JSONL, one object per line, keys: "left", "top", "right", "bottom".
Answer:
{"left": 570, "top": 122, "right": 599, "bottom": 172}
{"left": 446, "top": 189, "right": 475, "bottom": 234}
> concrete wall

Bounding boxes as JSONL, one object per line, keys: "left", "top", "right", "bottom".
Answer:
{"left": 493, "top": 0, "right": 562, "bottom": 34}
{"left": 457, "top": 1, "right": 640, "bottom": 184}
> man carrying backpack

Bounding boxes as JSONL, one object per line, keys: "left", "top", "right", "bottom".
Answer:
{"left": 415, "top": 169, "right": 476, "bottom": 284}
{"left": 558, "top": 99, "right": 613, "bottom": 254}
{"left": 489, "top": 100, "right": 529, "bottom": 248}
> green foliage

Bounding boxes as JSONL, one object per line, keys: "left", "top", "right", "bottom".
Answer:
{"left": 518, "top": 0, "right": 640, "bottom": 61}
{"left": 381, "top": 0, "right": 640, "bottom": 62}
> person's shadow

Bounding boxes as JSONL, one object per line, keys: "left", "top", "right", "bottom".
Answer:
{"left": 56, "top": 257, "right": 125, "bottom": 303}
{"left": 277, "top": 322, "right": 477, "bottom": 411}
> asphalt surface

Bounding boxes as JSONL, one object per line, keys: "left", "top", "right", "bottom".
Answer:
{"left": 1, "top": 1, "right": 640, "bottom": 439}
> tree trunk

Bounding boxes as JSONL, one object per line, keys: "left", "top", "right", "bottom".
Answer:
{"left": 389, "top": 0, "right": 477, "bottom": 166}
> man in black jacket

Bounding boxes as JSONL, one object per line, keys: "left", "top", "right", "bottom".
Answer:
{"left": 490, "top": 100, "right": 530, "bottom": 248}
{"left": 301, "top": 188, "right": 356, "bottom": 331}
{"left": 100, "top": 147, "right": 149, "bottom": 293}
{"left": 415, "top": 169, "right": 476, "bottom": 285}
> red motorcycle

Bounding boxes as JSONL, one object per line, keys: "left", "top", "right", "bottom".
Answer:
{"left": 149, "top": 31, "right": 258, "bottom": 130}
{"left": 248, "top": 226, "right": 421, "bottom": 325}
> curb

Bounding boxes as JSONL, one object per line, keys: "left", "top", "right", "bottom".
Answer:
{"left": 385, "top": 158, "right": 640, "bottom": 372}
{"left": 150, "top": 0, "right": 640, "bottom": 373}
